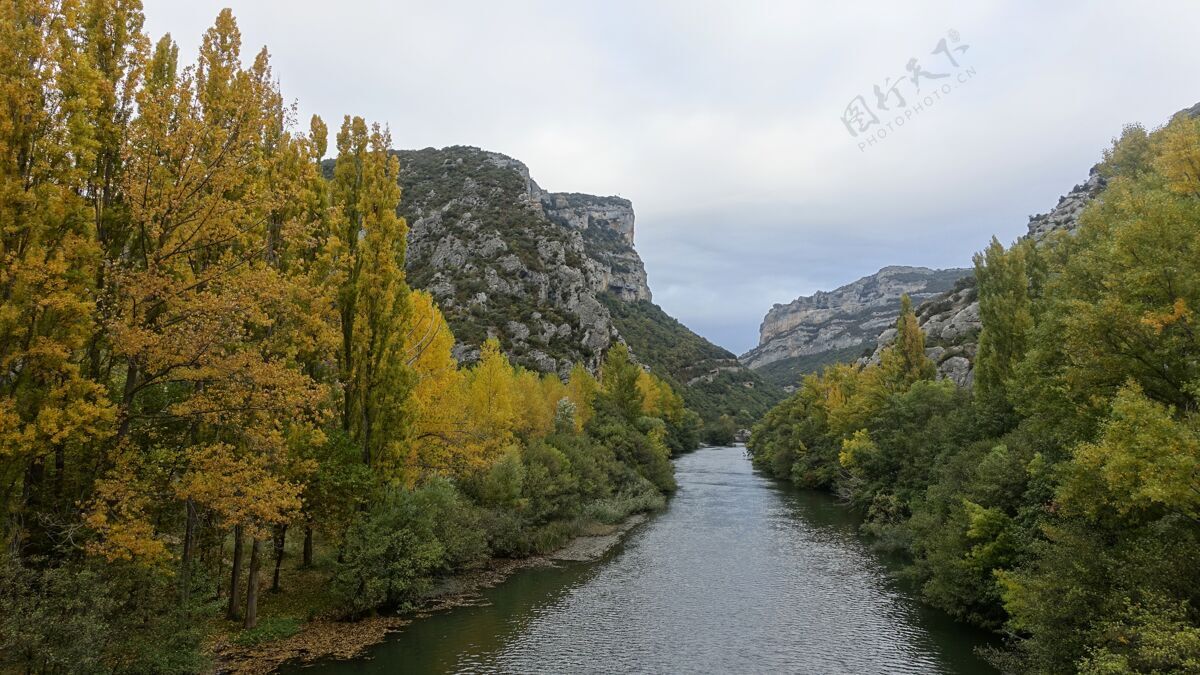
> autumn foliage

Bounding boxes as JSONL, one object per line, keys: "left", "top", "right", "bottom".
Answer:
{"left": 0, "top": 3, "right": 690, "bottom": 671}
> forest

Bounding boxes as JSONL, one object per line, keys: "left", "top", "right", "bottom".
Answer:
{"left": 749, "top": 114, "right": 1200, "bottom": 672}
{"left": 0, "top": 2, "right": 693, "bottom": 671}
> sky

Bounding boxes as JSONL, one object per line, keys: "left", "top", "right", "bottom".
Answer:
{"left": 142, "top": 1, "right": 1200, "bottom": 355}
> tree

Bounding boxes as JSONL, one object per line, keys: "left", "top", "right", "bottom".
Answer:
{"left": 707, "top": 414, "right": 737, "bottom": 446}
{"left": 331, "top": 117, "right": 414, "bottom": 469}
{"left": 973, "top": 238, "right": 1034, "bottom": 427}
{"left": 0, "top": 0, "right": 116, "bottom": 557}
{"left": 0, "top": 2, "right": 690, "bottom": 661}
{"left": 599, "top": 343, "right": 643, "bottom": 422}
{"left": 565, "top": 363, "right": 599, "bottom": 431}
{"left": 79, "top": 11, "right": 325, "bottom": 626}
{"left": 459, "top": 339, "right": 517, "bottom": 467}
{"left": 401, "top": 289, "right": 464, "bottom": 482}
{"left": 879, "top": 294, "right": 936, "bottom": 390}
{"left": 1058, "top": 383, "right": 1200, "bottom": 524}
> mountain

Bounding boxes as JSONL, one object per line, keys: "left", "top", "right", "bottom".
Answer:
{"left": 394, "top": 146, "right": 783, "bottom": 427}
{"left": 752, "top": 102, "right": 1200, "bottom": 391}
{"left": 740, "top": 266, "right": 971, "bottom": 388}
{"left": 396, "top": 146, "right": 639, "bottom": 374}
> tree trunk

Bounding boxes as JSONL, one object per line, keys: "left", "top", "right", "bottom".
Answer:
{"left": 362, "top": 404, "right": 372, "bottom": 467}
{"left": 115, "top": 358, "right": 139, "bottom": 445}
{"left": 302, "top": 525, "right": 314, "bottom": 568}
{"left": 181, "top": 499, "right": 197, "bottom": 600}
{"left": 227, "top": 525, "right": 244, "bottom": 620}
{"left": 7, "top": 464, "right": 32, "bottom": 556}
{"left": 12, "top": 457, "right": 45, "bottom": 558}
{"left": 53, "top": 446, "right": 64, "bottom": 499}
{"left": 271, "top": 524, "right": 287, "bottom": 593}
{"left": 244, "top": 538, "right": 262, "bottom": 629}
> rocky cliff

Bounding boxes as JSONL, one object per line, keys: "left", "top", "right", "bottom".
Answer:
{"left": 741, "top": 266, "right": 970, "bottom": 387}
{"left": 864, "top": 103, "right": 1200, "bottom": 385}
{"left": 861, "top": 166, "right": 1109, "bottom": 386}
{"left": 397, "top": 146, "right": 652, "bottom": 375}
{"left": 395, "top": 146, "right": 783, "bottom": 425}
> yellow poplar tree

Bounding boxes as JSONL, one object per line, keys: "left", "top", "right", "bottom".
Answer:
{"left": 0, "top": 0, "right": 115, "bottom": 554}
{"left": 460, "top": 339, "right": 517, "bottom": 467}
{"left": 401, "top": 289, "right": 464, "bottom": 482}
{"left": 85, "top": 15, "right": 325, "bottom": 628}
{"left": 565, "top": 363, "right": 599, "bottom": 431}
{"left": 879, "top": 294, "right": 936, "bottom": 391}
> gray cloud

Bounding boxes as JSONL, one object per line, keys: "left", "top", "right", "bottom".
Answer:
{"left": 143, "top": 0, "right": 1200, "bottom": 354}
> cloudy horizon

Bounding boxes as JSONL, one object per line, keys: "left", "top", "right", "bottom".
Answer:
{"left": 143, "top": 1, "right": 1200, "bottom": 355}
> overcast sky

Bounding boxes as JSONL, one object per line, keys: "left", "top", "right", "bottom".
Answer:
{"left": 142, "top": 1, "right": 1200, "bottom": 355}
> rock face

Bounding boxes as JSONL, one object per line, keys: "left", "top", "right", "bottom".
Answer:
{"left": 740, "top": 266, "right": 971, "bottom": 384}
{"left": 540, "top": 192, "right": 636, "bottom": 246}
{"left": 861, "top": 162, "right": 1111, "bottom": 386}
{"left": 1025, "top": 168, "right": 1107, "bottom": 241}
{"left": 537, "top": 190, "right": 647, "bottom": 303}
{"left": 397, "top": 146, "right": 651, "bottom": 375}
{"left": 395, "top": 145, "right": 784, "bottom": 424}
{"left": 864, "top": 276, "right": 981, "bottom": 387}
{"left": 878, "top": 101, "right": 1200, "bottom": 386}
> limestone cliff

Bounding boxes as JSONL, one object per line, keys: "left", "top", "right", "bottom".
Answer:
{"left": 394, "top": 146, "right": 783, "bottom": 425}
{"left": 741, "top": 266, "right": 970, "bottom": 387}
{"left": 859, "top": 162, "right": 1111, "bottom": 386}
{"left": 397, "top": 146, "right": 650, "bottom": 375}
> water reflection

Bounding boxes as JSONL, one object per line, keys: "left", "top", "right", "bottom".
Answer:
{"left": 289, "top": 446, "right": 996, "bottom": 674}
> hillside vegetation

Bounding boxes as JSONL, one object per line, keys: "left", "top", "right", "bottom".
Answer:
{"left": 601, "top": 296, "right": 786, "bottom": 436}
{"left": 749, "top": 112, "right": 1200, "bottom": 673}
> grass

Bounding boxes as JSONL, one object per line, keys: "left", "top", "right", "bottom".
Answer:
{"left": 232, "top": 616, "right": 301, "bottom": 647}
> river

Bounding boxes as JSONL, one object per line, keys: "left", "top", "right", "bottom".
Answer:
{"left": 291, "top": 445, "right": 996, "bottom": 674}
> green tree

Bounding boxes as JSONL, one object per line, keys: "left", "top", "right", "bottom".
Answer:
{"left": 973, "top": 238, "right": 1034, "bottom": 428}
{"left": 331, "top": 117, "right": 415, "bottom": 468}
{"left": 599, "top": 343, "right": 644, "bottom": 422}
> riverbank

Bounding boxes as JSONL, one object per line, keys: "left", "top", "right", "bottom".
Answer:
{"left": 209, "top": 513, "right": 650, "bottom": 674}
{"left": 285, "top": 447, "right": 997, "bottom": 674}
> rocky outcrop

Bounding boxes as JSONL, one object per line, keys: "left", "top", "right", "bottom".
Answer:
{"left": 860, "top": 148, "right": 1113, "bottom": 385}
{"left": 1025, "top": 168, "right": 1108, "bottom": 241}
{"left": 398, "top": 146, "right": 651, "bottom": 375}
{"left": 863, "top": 276, "right": 980, "bottom": 386}
{"left": 888, "top": 101, "right": 1200, "bottom": 386}
{"left": 741, "top": 266, "right": 971, "bottom": 374}
{"left": 393, "top": 145, "right": 784, "bottom": 425}
{"left": 485, "top": 152, "right": 649, "bottom": 302}
{"left": 540, "top": 192, "right": 648, "bottom": 302}
{"left": 540, "top": 192, "right": 636, "bottom": 246}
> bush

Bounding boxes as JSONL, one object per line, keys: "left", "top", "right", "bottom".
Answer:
{"left": 521, "top": 441, "right": 580, "bottom": 524}
{"left": 0, "top": 556, "right": 212, "bottom": 675}
{"left": 587, "top": 409, "right": 676, "bottom": 493}
{"left": 332, "top": 481, "right": 487, "bottom": 615}
{"left": 582, "top": 482, "right": 666, "bottom": 525}
{"left": 416, "top": 479, "right": 489, "bottom": 572}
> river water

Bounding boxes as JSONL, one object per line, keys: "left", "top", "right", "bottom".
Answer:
{"left": 294, "top": 445, "right": 996, "bottom": 674}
